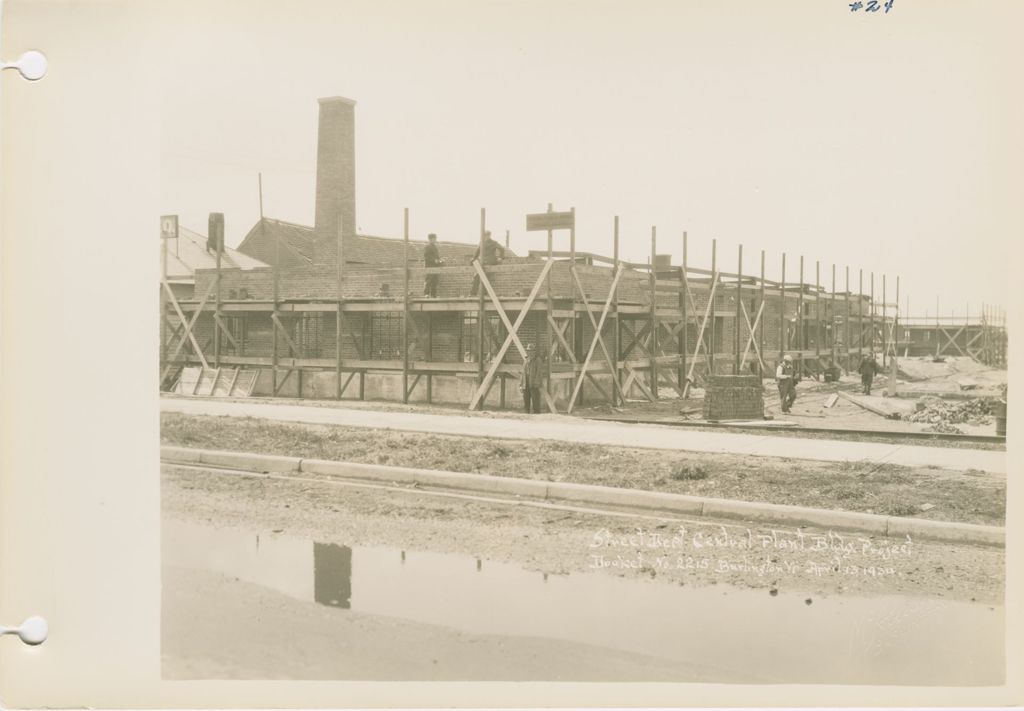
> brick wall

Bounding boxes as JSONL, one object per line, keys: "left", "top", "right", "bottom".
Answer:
{"left": 702, "top": 375, "right": 765, "bottom": 420}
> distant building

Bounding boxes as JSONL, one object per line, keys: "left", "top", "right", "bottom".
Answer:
{"left": 163, "top": 225, "right": 267, "bottom": 300}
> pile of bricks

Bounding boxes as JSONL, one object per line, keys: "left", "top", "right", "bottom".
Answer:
{"left": 702, "top": 374, "right": 765, "bottom": 420}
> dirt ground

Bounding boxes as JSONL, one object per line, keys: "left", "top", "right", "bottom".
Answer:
{"left": 162, "top": 464, "right": 1005, "bottom": 607}
{"left": 161, "top": 413, "right": 1006, "bottom": 526}
{"left": 163, "top": 566, "right": 727, "bottom": 681}
{"left": 579, "top": 359, "right": 1007, "bottom": 439}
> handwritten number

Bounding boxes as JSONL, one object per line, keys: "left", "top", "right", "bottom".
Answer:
{"left": 884, "top": 0, "right": 895, "bottom": 12}
{"left": 866, "top": 0, "right": 880, "bottom": 11}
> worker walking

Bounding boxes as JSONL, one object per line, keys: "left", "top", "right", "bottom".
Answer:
{"left": 858, "top": 353, "right": 881, "bottom": 395}
{"left": 520, "top": 343, "right": 545, "bottom": 414}
{"left": 423, "top": 233, "right": 442, "bottom": 297}
{"left": 469, "top": 230, "right": 505, "bottom": 296}
{"left": 776, "top": 354, "right": 797, "bottom": 413}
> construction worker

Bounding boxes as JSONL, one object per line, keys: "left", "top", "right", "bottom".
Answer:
{"left": 520, "top": 343, "right": 544, "bottom": 414}
{"left": 423, "top": 233, "right": 442, "bottom": 297}
{"left": 469, "top": 230, "right": 505, "bottom": 296}
{"left": 859, "top": 353, "right": 881, "bottom": 395}
{"left": 776, "top": 354, "right": 797, "bottom": 413}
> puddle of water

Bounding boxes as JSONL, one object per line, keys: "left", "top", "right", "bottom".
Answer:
{"left": 163, "top": 519, "right": 1004, "bottom": 685}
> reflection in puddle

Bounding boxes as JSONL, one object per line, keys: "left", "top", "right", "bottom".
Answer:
{"left": 163, "top": 519, "right": 1004, "bottom": 685}
{"left": 314, "top": 542, "right": 352, "bottom": 609}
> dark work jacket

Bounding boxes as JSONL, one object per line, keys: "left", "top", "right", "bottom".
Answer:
{"left": 521, "top": 354, "right": 544, "bottom": 388}
{"left": 474, "top": 238, "right": 504, "bottom": 266}
{"left": 858, "top": 358, "right": 880, "bottom": 376}
{"left": 424, "top": 243, "right": 441, "bottom": 267}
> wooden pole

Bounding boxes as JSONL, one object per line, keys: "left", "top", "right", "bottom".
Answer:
{"left": 798, "top": 256, "right": 804, "bottom": 376}
{"left": 505, "top": 229, "right": 510, "bottom": 250}
{"left": 427, "top": 312, "right": 433, "bottom": 402}
{"left": 779, "top": 253, "right": 786, "bottom": 362}
{"left": 710, "top": 239, "right": 717, "bottom": 375}
{"left": 614, "top": 218, "right": 621, "bottom": 406}
{"left": 895, "top": 275, "right": 900, "bottom": 363}
{"left": 758, "top": 250, "right": 765, "bottom": 379}
{"left": 402, "top": 208, "right": 410, "bottom": 403}
{"left": 571, "top": 207, "right": 578, "bottom": 408}
{"left": 830, "top": 264, "right": 836, "bottom": 365}
{"left": 870, "top": 272, "right": 876, "bottom": 357}
{"left": 735, "top": 244, "right": 742, "bottom": 374}
{"left": 679, "top": 231, "right": 687, "bottom": 392}
{"left": 271, "top": 185, "right": 279, "bottom": 393}
{"left": 649, "top": 226, "right": 658, "bottom": 399}
{"left": 858, "top": 269, "right": 864, "bottom": 362}
{"left": 814, "top": 260, "right": 820, "bottom": 374}
{"left": 342, "top": 221, "right": 350, "bottom": 397}
{"left": 882, "top": 274, "right": 888, "bottom": 367}
{"left": 477, "top": 208, "right": 486, "bottom": 402}
{"left": 845, "top": 266, "right": 851, "bottom": 371}
{"left": 160, "top": 220, "right": 168, "bottom": 386}
{"left": 214, "top": 217, "right": 222, "bottom": 368}
{"left": 545, "top": 203, "right": 554, "bottom": 410}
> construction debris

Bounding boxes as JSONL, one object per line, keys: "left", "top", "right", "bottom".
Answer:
{"left": 905, "top": 397, "right": 999, "bottom": 434}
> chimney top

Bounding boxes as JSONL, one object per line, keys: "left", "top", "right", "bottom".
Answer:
{"left": 318, "top": 96, "right": 357, "bottom": 107}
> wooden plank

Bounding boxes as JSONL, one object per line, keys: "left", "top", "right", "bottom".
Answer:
{"left": 570, "top": 266, "right": 626, "bottom": 402}
{"left": 567, "top": 265, "right": 624, "bottom": 412}
{"left": 405, "top": 373, "right": 422, "bottom": 400}
{"left": 273, "top": 368, "right": 295, "bottom": 396}
{"left": 547, "top": 315, "right": 576, "bottom": 363}
{"left": 271, "top": 312, "right": 301, "bottom": 356}
{"left": 227, "top": 367, "right": 244, "bottom": 396}
{"left": 338, "top": 370, "right": 357, "bottom": 398}
{"left": 468, "top": 259, "right": 554, "bottom": 410}
{"left": 836, "top": 391, "right": 899, "bottom": 419}
{"left": 739, "top": 300, "right": 766, "bottom": 372}
{"left": 214, "top": 314, "right": 240, "bottom": 352}
{"left": 682, "top": 271, "right": 719, "bottom": 397}
{"left": 161, "top": 279, "right": 213, "bottom": 373}
{"left": 624, "top": 364, "right": 656, "bottom": 402}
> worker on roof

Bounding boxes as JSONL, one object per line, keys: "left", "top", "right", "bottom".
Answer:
{"left": 858, "top": 353, "right": 881, "bottom": 395}
{"left": 776, "top": 354, "right": 798, "bottom": 414}
{"left": 469, "top": 230, "right": 505, "bottom": 296}
{"left": 423, "top": 233, "right": 442, "bottom": 298}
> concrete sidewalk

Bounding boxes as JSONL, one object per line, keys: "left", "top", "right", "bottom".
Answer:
{"left": 161, "top": 397, "right": 1007, "bottom": 475}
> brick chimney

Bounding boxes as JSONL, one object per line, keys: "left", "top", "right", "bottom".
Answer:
{"left": 314, "top": 96, "right": 356, "bottom": 241}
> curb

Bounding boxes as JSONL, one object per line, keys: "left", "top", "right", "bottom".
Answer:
{"left": 160, "top": 446, "right": 1005, "bottom": 548}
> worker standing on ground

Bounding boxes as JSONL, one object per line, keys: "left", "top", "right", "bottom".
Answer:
{"left": 423, "top": 233, "right": 442, "bottom": 297}
{"left": 520, "top": 343, "right": 544, "bottom": 414}
{"left": 859, "top": 353, "right": 881, "bottom": 395}
{"left": 776, "top": 354, "right": 797, "bottom": 413}
{"left": 469, "top": 230, "right": 505, "bottom": 296}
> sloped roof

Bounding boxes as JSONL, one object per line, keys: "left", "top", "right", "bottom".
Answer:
{"left": 239, "top": 217, "right": 506, "bottom": 267}
{"left": 164, "top": 225, "right": 268, "bottom": 282}
{"left": 346, "top": 232, "right": 480, "bottom": 265}
{"left": 238, "top": 218, "right": 317, "bottom": 265}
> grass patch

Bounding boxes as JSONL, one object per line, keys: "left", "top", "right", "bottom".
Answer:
{"left": 161, "top": 412, "right": 1006, "bottom": 526}
{"left": 671, "top": 463, "right": 709, "bottom": 481}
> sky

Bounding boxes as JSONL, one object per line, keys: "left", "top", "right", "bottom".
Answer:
{"left": 158, "top": 0, "right": 1021, "bottom": 318}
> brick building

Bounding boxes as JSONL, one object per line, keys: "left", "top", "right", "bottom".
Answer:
{"left": 161, "top": 96, "right": 901, "bottom": 410}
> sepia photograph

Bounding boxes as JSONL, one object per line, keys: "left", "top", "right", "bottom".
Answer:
{"left": 150, "top": 0, "right": 1016, "bottom": 688}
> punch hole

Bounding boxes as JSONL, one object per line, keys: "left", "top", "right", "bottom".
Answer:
{"left": 0, "top": 616, "right": 48, "bottom": 646}
{"left": 1, "top": 49, "right": 48, "bottom": 81}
